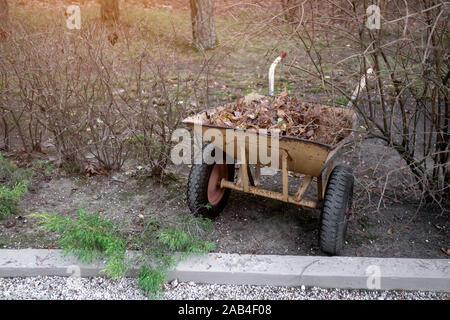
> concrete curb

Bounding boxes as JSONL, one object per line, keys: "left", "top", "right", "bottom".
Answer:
{"left": 0, "top": 249, "right": 449, "bottom": 292}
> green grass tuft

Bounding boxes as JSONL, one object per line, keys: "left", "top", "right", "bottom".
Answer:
{"left": 0, "top": 153, "right": 31, "bottom": 220}
{"left": 0, "top": 153, "right": 33, "bottom": 189}
{"left": 29, "top": 208, "right": 127, "bottom": 278}
{"left": 30, "top": 207, "right": 216, "bottom": 298}
{"left": 0, "top": 182, "right": 28, "bottom": 220}
{"left": 138, "top": 265, "right": 168, "bottom": 299}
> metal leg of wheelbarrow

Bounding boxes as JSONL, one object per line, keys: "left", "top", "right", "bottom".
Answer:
{"left": 295, "top": 175, "right": 313, "bottom": 203}
{"left": 281, "top": 152, "right": 289, "bottom": 202}
{"left": 254, "top": 165, "right": 261, "bottom": 186}
{"left": 317, "top": 160, "right": 335, "bottom": 202}
{"left": 235, "top": 146, "right": 257, "bottom": 190}
{"left": 220, "top": 148, "right": 318, "bottom": 209}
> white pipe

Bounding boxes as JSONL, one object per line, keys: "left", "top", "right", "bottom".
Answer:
{"left": 268, "top": 52, "right": 287, "bottom": 96}
{"left": 346, "top": 62, "right": 375, "bottom": 108}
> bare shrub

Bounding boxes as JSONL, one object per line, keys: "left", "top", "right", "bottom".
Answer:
{"left": 0, "top": 25, "right": 45, "bottom": 153}
{"left": 108, "top": 41, "right": 211, "bottom": 176}
{"left": 278, "top": 0, "right": 448, "bottom": 208}
{"left": 0, "top": 12, "right": 211, "bottom": 175}
{"left": 0, "top": 23, "right": 125, "bottom": 170}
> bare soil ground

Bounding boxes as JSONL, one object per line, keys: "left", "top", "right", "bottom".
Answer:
{"left": 1, "top": 137, "right": 448, "bottom": 259}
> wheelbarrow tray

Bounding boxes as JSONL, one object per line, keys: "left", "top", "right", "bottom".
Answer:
{"left": 183, "top": 102, "right": 357, "bottom": 178}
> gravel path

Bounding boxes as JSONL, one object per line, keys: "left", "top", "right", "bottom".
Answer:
{"left": 0, "top": 276, "right": 448, "bottom": 300}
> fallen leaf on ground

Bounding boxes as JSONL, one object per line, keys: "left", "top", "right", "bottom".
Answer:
{"left": 3, "top": 219, "right": 16, "bottom": 228}
{"left": 205, "top": 91, "right": 352, "bottom": 145}
{"left": 85, "top": 164, "right": 107, "bottom": 176}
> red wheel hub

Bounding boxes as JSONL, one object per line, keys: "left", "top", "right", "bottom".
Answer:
{"left": 207, "top": 164, "right": 228, "bottom": 205}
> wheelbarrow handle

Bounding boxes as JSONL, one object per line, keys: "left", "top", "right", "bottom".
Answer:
{"left": 268, "top": 51, "right": 287, "bottom": 96}
{"left": 346, "top": 62, "right": 375, "bottom": 108}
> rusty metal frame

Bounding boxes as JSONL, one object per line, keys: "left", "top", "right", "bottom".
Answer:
{"left": 183, "top": 103, "right": 357, "bottom": 211}
{"left": 180, "top": 63, "right": 374, "bottom": 211}
{"left": 220, "top": 148, "right": 318, "bottom": 209}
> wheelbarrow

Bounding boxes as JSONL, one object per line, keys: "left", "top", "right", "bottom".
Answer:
{"left": 183, "top": 53, "right": 374, "bottom": 255}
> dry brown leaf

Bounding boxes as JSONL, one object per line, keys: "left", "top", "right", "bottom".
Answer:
{"left": 206, "top": 91, "right": 351, "bottom": 144}
{"left": 306, "top": 129, "right": 315, "bottom": 138}
{"left": 279, "top": 87, "right": 288, "bottom": 97}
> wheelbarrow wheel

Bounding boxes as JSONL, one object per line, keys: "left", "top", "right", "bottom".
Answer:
{"left": 319, "top": 165, "right": 354, "bottom": 255}
{"left": 187, "top": 144, "right": 235, "bottom": 219}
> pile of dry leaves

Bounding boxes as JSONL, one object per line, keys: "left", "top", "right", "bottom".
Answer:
{"left": 205, "top": 90, "right": 352, "bottom": 145}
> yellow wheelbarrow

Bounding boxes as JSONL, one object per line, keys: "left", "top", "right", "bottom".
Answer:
{"left": 183, "top": 53, "right": 374, "bottom": 255}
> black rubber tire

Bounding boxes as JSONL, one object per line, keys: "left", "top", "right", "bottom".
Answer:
{"left": 186, "top": 144, "right": 235, "bottom": 219}
{"left": 319, "top": 165, "right": 354, "bottom": 255}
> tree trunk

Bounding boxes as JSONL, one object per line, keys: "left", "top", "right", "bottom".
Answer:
{"left": 100, "top": 0, "right": 119, "bottom": 22}
{"left": 190, "top": 0, "right": 217, "bottom": 50}
{"left": 0, "top": 0, "right": 8, "bottom": 31}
